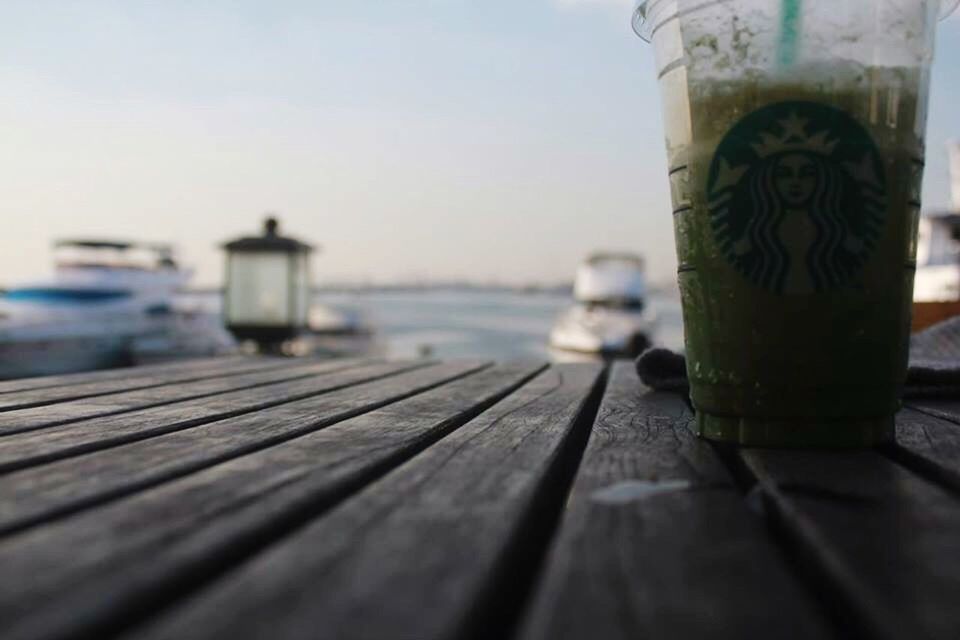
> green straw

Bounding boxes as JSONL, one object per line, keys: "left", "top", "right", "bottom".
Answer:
{"left": 778, "top": 0, "right": 801, "bottom": 68}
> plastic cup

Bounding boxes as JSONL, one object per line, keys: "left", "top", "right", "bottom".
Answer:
{"left": 634, "top": 0, "right": 958, "bottom": 447}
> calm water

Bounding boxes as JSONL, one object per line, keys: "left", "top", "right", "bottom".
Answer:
{"left": 315, "top": 289, "right": 684, "bottom": 360}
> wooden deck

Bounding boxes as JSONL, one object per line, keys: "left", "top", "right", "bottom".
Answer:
{"left": 2, "top": 356, "right": 960, "bottom": 639}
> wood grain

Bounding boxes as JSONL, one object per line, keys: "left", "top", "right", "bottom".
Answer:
{"left": 0, "top": 356, "right": 304, "bottom": 412}
{"left": 892, "top": 407, "right": 960, "bottom": 493}
{"left": 131, "top": 363, "right": 603, "bottom": 640}
{"left": 0, "top": 361, "right": 544, "bottom": 640}
{"left": 0, "top": 355, "right": 253, "bottom": 395}
{"left": 743, "top": 448, "right": 960, "bottom": 640}
{"left": 0, "top": 358, "right": 373, "bottom": 435}
{"left": 0, "top": 360, "right": 428, "bottom": 473}
{"left": 519, "top": 362, "right": 832, "bottom": 640}
{"left": 904, "top": 399, "right": 960, "bottom": 426}
{"left": 0, "top": 361, "right": 489, "bottom": 536}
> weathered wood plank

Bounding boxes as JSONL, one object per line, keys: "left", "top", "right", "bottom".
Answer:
{"left": 131, "top": 363, "right": 603, "bottom": 640}
{"left": 0, "top": 360, "right": 428, "bottom": 473}
{"left": 0, "top": 355, "right": 254, "bottom": 395}
{"left": 519, "top": 362, "right": 833, "bottom": 640}
{"left": 0, "top": 361, "right": 544, "bottom": 640}
{"left": 0, "top": 356, "right": 310, "bottom": 412}
{"left": 0, "top": 361, "right": 489, "bottom": 536}
{"left": 904, "top": 399, "right": 960, "bottom": 426}
{"left": 742, "top": 448, "right": 960, "bottom": 640}
{"left": 0, "top": 357, "right": 373, "bottom": 435}
{"left": 892, "top": 407, "right": 960, "bottom": 493}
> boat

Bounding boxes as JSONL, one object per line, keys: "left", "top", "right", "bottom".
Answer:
{"left": 549, "top": 252, "right": 657, "bottom": 358}
{"left": 913, "top": 143, "right": 960, "bottom": 332}
{"left": 0, "top": 240, "right": 231, "bottom": 378}
{"left": 914, "top": 212, "right": 960, "bottom": 331}
{"left": 130, "top": 297, "right": 237, "bottom": 364}
{"left": 267, "top": 303, "right": 382, "bottom": 358}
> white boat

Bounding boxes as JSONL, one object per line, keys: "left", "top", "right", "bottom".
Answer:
{"left": 914, "top": 212, "right": 960, "bottom": 303}
{"left": 914, "top": 144, "right": 960, "bottom": 302}
{"left": 131, "top": 299, "right": 237, "bottom": 364}
{"left": 910, "top": 143, "right": 960, "bottom": 330}
{"left": 549, "top": 252, "right": 657, "bottom": 358}
{"left": 0, "top": 240, "right": 229, "bottom": 378}
{"left": 270, "top": 303, "right": 382, "bottom": 358}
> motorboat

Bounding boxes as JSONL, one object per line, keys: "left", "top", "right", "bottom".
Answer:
{"left": 913, "top": 212, "right": 960, "bottom": 331}
{"left": 266, "top": 303, "right": 382, "bottom": 358}
{"left": 549, "top": 252, "right": 657, "bottom": 358}
{"left": 0, "top": 240, "right": 229, "bottom": 378}
{"left": 914, "top": 212, "right": 960, "bottom": 303}
{"left": 131, "top": 298, "right": 237, "bottom": 364}
{"left": 912, "top": 143, "right": 960, "bottom": 331}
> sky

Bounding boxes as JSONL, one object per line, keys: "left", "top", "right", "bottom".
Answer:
{"left": 0, "top": 0, "right": 958, "bottom": 287}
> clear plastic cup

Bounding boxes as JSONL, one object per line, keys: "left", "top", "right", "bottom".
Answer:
{"left": 634, "top": 0, "right": 958, "bottom": 447}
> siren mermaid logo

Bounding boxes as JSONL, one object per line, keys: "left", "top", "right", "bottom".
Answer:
{"left": 707, "top": 101, "right": 887, "bottom": 294}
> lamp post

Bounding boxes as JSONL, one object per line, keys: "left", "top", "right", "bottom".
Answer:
{"left": 222, "top": 217, "right": 315, "bottom": 353}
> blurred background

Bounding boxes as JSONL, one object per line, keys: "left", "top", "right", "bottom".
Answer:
{"left": 0, "top": 1, "right": 957, "bottom": 375}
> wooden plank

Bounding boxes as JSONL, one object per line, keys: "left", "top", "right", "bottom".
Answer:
{"left": 131, "top": 363, "right": 604, "bottom": 640}
{"left": 0, "top": 357, "right": 373, "bottom": 435}
{"left": 904, "top": 398, "right": 960, "bottom": 425}
{"left": 0, "top": 361, "right": 545, "bottom": 640}
{"left": 519, "top": 362, "right": 832, "bottom": 640}
{"left": 0, "top": 355, "right": 254, "bottom": 395}
{"left": 0, "top": 360, "right": 428, "bottom": 473}
{"left": 0, "top": 356, "right": 308, "bottom": 412}
{"left": 0, "top": 361, "right": 490, "bottom": 536}
{"left": 891, "top": 407, "right": 960, "bottom": 493}
{"left": 741, "top": 448, "right": 960, "bottom": 640}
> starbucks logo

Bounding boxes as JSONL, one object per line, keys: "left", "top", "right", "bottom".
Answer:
{"left": 708, "top": 102, "right": 886, "bottom": 294}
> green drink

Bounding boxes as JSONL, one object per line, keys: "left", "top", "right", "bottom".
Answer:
{"left": 634, "top": 1, "right": 955, "bottom": 446}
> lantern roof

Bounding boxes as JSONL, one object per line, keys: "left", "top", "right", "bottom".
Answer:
{"left": 222, "top": 217, "right": 315, "bottom": 254}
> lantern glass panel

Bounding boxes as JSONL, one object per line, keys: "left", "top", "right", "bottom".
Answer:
{"left": 226, "top": 252, "right": 291, "bottom": 326}
{"left": 291, "top": 253, "right": 310, "bottom": 325}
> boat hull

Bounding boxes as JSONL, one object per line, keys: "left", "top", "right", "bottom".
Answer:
{"left": 0, "top": 335, "right": 132, "bottom": 379}
{"left": 549, "top": 305, "right": 656, "bottom": 358}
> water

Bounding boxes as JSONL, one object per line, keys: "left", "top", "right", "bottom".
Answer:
{"left": 0, "top": 288, "right": 683, "bottom": 379}
{"left": 315, "top": 289, "right": 684, "bottom": 360}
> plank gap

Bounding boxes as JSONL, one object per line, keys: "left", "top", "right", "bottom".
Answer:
{"left": 713, "top": 439, "right": 859, "bottom": 639}
{"left": 709, "top": 440, "right": 759, "bottom": 493}
{"left": 903, "top": 401, "right": 960, "bottom": 427}
{"left": 457, "top": 365, "right": 609, "bottom": 640}
{"left": 69, "top": 363, "right": 549, "bottom": 640}
{"left": 732, "top": 450, "right": 891, "bottom": 640}
{"left": 0, "top": 356, "right": 252, "bottom": 396}
{"left": 0, "top": 361, "right": 434, "bottom": 474}
{"left": 882, "top": 440, "right": 960, "bottom": 498}
{"left": 0, "top": 359, "right": 376, "bottom": 438}
{"left": 0, "top": 362, "right": 494, "bottom": 539}
{"left": 0, "top": 357, "right": 310, "bottom": 414}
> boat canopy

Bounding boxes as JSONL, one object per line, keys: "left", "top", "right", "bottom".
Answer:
{"left": 585, "top": 252, "right": 645, "bottom": 269}
{"left": 55, "top": 239, "right": 173, "bottom": 252}
{"left": 53, "top": 239, "right": 178, "bottom": 271}
{"left": 574, "top": 252, "right": 647, "bottom": 304}
{"left": 917, "top": 212, "right": 960, "bottom": 267}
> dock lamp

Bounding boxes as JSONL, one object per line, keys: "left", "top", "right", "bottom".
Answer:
{"left": 222, "top": 217, "right": 315, "bottom": 352}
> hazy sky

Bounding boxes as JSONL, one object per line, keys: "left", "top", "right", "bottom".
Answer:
{"left": 1, "top": 0, "right": 958, "bottom": 286}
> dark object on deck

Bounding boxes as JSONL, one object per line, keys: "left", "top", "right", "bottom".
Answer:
{"left": 3, "top": 357, "right": 960, "bottom": 639}
{"left": 634, "top": 346, "right": 686, "bottom": 391}
{"left": 636, "top": 315, "right": 960, "bottom": 398}
{"left": 624, "top": 331, "right": 652, "bottom": 358}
